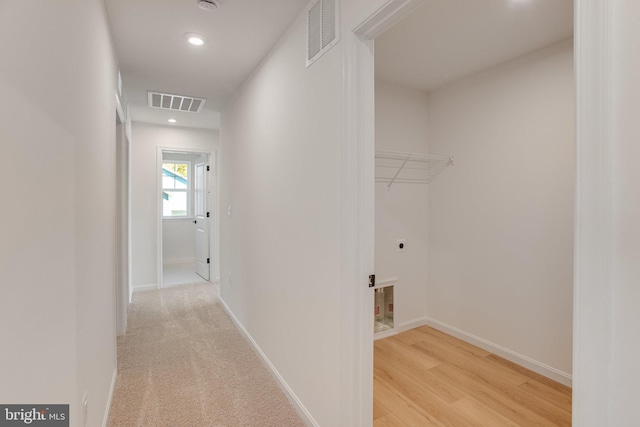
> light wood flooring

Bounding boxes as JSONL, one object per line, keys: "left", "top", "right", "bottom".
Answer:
{"left": 374, "top": 326, "right": 572, "bottom": 426}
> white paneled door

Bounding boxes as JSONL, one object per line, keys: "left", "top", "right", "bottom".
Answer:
{"left": 194, "top": 159, "right": 210, "bottom": 280}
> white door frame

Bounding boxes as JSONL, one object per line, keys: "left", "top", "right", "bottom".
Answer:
{"left": 339, "top": 2, "right": 425, "bottom": 424}
{"left": 342, "top": 0, "right": 611, "bottom": 424}
{"left": 115, "top": 91, "right": 131, "bottom": 336}
{"left": 156, "top": 147, "right": 218, "bottom": 288}
{"left": 572, "top": 0, "right": 613, "bottom": 424}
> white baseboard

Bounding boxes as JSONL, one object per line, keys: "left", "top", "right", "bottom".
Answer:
{"left": 102, "top": 367, "right": 117, "bottom": 427}
{"left": 373, "top": 329, "right": 396, "bottom": 340}
{"left": 133, "top": 284, "right": 158, "bottom": 293}
{"left": 218, "top": 297, "right": 318, "bottom": 427}
{"left": 423, "top": 317, "right": 572, "bottom": 387}
{"left": 374, "top": 316, "right": 429, "bottom": 341}
{"left": 160, "top": 280, "right": 211, "bottom": 289}
{"left": 399, "top": 317, "right": 430, "bottom": 331}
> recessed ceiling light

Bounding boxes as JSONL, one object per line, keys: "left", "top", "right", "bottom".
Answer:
{"left": 168, "top": 119, "right": 177, "bottom": 123}
{"left": 185, "top": 33, "right": 207, "bottom": 46}
{"left": 197, "top": 0, "right": 218, "bottom": 11}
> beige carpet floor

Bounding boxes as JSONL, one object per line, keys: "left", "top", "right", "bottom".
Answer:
{"left": 108, "top": 284, "right": 306, "bottom": 427}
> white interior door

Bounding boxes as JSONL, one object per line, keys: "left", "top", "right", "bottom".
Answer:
{"left": 194, "top": 159, "right": 210, "bottom": 280}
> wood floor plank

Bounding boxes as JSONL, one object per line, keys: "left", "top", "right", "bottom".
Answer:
{"left": 374, "top": 326, "right": 572, "bottom": 426}
{"left": 375, "top": 367, "right": 473, "bottom": 427}
{"left": 373, "top": 415, "right": 399, "bottom": 427}
{"left": 451, "top": 396, "right": 521, "bottom": 427}
{"left": 392, "top": 327, "right": 431, "bottom": 346}
{"left": 430, "top": 363, "right": 557, "bottom": 426}
{"left": 414, "top": 326, "right": 492, "bottom": 359}
{"left": 519, "top": 379, "right": 572, "bottom": 412}
{"left": 375, "top": 336, "right": 440, "bottom": 370}
{"left": 374, "top": 371, "right": 447, "bottom": 427}
{"left": 440, "top": 362, "right": 571, "bottom": 426}
{"left": 412, "top": 338, "right": 529, "bottom": 388}
{"left": 375, "top": 347, "right": 467, "bottom": 404}
{"left": 487, "top": 354, "right": 572, "bottom": 394}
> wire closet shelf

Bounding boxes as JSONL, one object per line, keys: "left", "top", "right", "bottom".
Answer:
{"left": 375, "top": 150, "right": 453, "bottom": 187}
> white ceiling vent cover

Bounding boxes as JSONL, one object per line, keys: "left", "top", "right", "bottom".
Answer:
{"left": 148, "top": 91, "right": 206, "bottom": 113}
{"left": 306, "top": 0, "right": 340, "bottom": 67}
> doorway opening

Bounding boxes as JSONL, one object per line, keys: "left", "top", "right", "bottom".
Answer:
{"left": 158, "top": 149, "right": 215, "bottom": 287}
{"left": 368, "top": 0, "right": 574, "bottom": 424}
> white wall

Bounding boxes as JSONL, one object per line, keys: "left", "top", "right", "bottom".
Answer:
{"left": 425, "top": 40, "right": 574, "bottom": 379}
{"left": 375, "top": 79, "right": 430, "bottom": 328}
{"left": 163, "top": 220, "right": 196, "bottom": 263}
{"left": 0, "top": 1, "right": 118, "bottom": 426}
{"left": 219, "top": 8, "right": 343, "bottom": 426}
{"left": 131, "top": 123, "right": 219, "bottom": 289}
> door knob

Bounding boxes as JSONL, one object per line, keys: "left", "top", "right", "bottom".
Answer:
{"left": 193, "top": 220, "right": 197, "bottom": 224}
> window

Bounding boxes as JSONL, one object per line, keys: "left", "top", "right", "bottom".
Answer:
{"left": 162, "top": 162, "right": 190, "bottom": 217}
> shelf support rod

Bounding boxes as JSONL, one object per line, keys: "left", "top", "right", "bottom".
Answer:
{"left": 388, "top": 154, "right": 411, "bottom": 188}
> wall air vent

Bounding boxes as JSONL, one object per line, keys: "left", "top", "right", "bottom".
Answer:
{"left": 306, "top": 0, "right": 340, "bottom": 67}
{"left": 148, "top": 91, "right": 206, "bottom": 113}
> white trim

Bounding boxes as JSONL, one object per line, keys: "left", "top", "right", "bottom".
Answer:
{"left": 424, "top": 317, "right": 572, "bottom": 387}
{"left": 218, "top": 297, "right": 319, "bottom": 427}
{"left": 101, "top": 367, "right": 117, "bottom": 427}
{"left": 373, "top": 329, "right": 396, "bottom": 340}
{"left": 342, "top": 1, "right": 421, "bottom": 424}
{"left": 339, "top": 26, "right": 375, "bottom": 427}
{"left": 572, "top": 0, "right": 613, "bottom": 423}
{"left": 126, "top": 118, "right": 133, "bottom": 304}
{"left": 133, "top": 284, "right": 158, "bottom": 293}
{"left": 115, "top": 93, "right": 125, "bottom": 124}
{"left": 157, "top": 148, "right": 164, "bottom": 288}
{"left": 398, "top": 316, "right": 429, "bottom": 331}
{"left": 352, "top": 0, "right": 422, "bottom": 40}
{"left": 125, "top": 114, "right": 132, "bottom": 144}
{"left": 373, "top": 316, "right": 429, "bottom": 341}
{"left": 374, "top": 277, "right": 397, "bottom": 287}
{"left": 161, "top": 280, "right": 209, "bottom": 289}
{"left": 115, "top": 96, "right": 130, "bottom": 337}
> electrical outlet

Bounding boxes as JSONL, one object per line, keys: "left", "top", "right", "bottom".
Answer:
{"left": 396, "top": 239, "right": 406, "bottom": 253}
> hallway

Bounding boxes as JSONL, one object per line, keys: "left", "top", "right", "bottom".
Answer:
{"left": 108, "top": 284, "right": 304, "bottom": 426}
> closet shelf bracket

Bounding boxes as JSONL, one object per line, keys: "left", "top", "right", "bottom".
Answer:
{"left": 375, "top": 150, "right": 453, "bottom": 187}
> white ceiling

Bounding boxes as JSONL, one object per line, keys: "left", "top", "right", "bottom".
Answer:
{"left": 105, "top": 0, "right": 309, "bottom": 130}
{"left": 375, "top": 0, "right": 574, "bottom": 93}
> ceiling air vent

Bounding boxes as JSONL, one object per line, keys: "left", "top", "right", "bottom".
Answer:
{"left": 148, "top": 91, "right": 206, "bottom": 113}
{"left": 306, "top": 0, "right": 340, "bottom": 67}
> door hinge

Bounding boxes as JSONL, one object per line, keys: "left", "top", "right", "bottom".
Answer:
{"left": 206, "top": 165, "right": 210, "bottom": 171}
{"left": 369, "top": 274, "right": 375, "bottom": 288}
{"left": 206, "top": 212, "right": 210, "bottom": 217}
{"left": 207, "top": 258, "right": 210, "bottom": 264}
